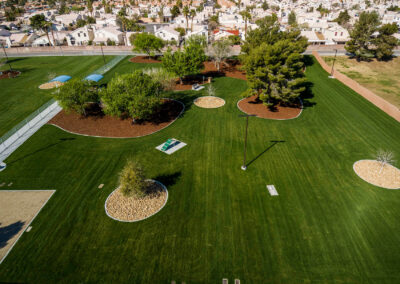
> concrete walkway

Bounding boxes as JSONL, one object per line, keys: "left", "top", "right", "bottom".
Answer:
{"left": 0, "top": 101, "right": 61, "bottom": 163}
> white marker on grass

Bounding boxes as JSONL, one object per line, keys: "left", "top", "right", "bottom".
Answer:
{"left": 267, "top": 185, "right": 278, "bottom": 196}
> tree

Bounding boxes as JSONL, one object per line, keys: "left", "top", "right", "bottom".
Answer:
{"left": 52, "top": 79, "right": 98, "bottom": 116}
{"left": 374, "top": 23, "right": 398, "bottom": 60}
{"left": 76, "top": 19, "right": 86, "bottom": 27}
{"left": 143, "top": 67, "right": 176, "bottom": 91}
{"left": 334, "top": 10, "right": 350, "bottom": 27}
{"left": 119, "top": 160, "right": 147, "bottom": 198}
{"left": 288, "top": 11, "right": 297, "bottom": 27}
{"left": 100, "top": 71, "right": 163, "bottom": 122}
{"left": 162, "top": 36, "right": 207, "bottom": 84}
{"left": 208, "top": 38, "right": 232, "bottom": 71}
{"left": 345, "top": 11, "right": 393, "bottom": 61}
{"left": 133, "top": 33, "right": 165, "bottom": 58}
{"left": 189, "top": 9, "right": 196, "bottom": 32}
{"left": 175, "top": 27, "right": 186, "bottom": 37}
{"left": 376, "top": 150, "right": 395, "bottom": 174}
{"left": 171, "top": 5, "right": 180, "bottom": 18}
{"left": 182, "top": 6, "right": 190, "bottom": 31}
{"left": 30, "top": 14, "right": 53, "bottom": 46}
{"left": 205, "top": 84, "right": 216, "bottom": 97}
{"left": 239, "top": 7, "right": 252, "bottom": 38}
{"left": 240, "top": 15, "right": 308, "bottom": 107}
{"left": 228, "top": 34, "right": 241, "bottom": 45}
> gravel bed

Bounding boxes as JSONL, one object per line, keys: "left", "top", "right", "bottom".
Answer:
{"left": 194, "top": 96, "right": 225, "bottom": 108}
{"left": 353, "top": 160, "right": 400, "bottom": 189}
{"left": 105, "top": 180, "right": 168, "bottom": 222}
{"left": 39, "top": 81, "right": 64, "bottom": 89}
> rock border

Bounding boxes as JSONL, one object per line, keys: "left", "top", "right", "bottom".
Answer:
{"left": 236, "top": 97, "right": 303, "bottom": 120}
{"left": 48, "top": 98, "right": 185, "bottom": 139}
{"left": 104, "top": 179, "right": 168, "bottom": 223}
{"left": 353, "top": 159, "right": 400, "bottom": 190}
{"left": 193, "top": 96, "right": 226, "bottom": 109}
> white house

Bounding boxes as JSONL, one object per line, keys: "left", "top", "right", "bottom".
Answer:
{"left": 155, "top": 26, "right": 180, "bottom": 42}
{"left": 93, "top": 26, "right": 123, "bottom": 45}
{"left": 66, "top": 27, "right": 94, "bottom": 46}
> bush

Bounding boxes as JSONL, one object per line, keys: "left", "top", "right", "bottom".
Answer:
{"left": 119, "top": 160, "right": 147, "bottom": 197}
{"left": 143, "top": 67, "right": 176, "bottom": 91}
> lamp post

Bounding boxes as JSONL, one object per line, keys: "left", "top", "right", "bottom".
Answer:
{"left": 100, "top": 44, "right": 106, "bottom": 65}
{"left": 329, "top": 49, "right": 338, "bottom": 78}
{"left": 239, "top": 114, "right": 256, "bottom": 170}
{"left": 1, "top": 43, "right": 12, "bottom": 71}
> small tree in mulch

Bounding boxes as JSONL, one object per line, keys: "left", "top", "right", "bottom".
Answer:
{"left": 100, "top": 71, "right": 163, "bottom": 123}
{"left": 208, "top": 38, "right": 232, "bottom": 71}
{"left": 205, "top": 84, "right": 216, "bottom": 97}
{"left": 133, "top": 33, "right": 165, "bottom": 58}
{"left": 376, "top": 150, "right": 396, "bottom": 174}
{"left": 162, "top": 35, "right": 207, "bottom": 84}
{"left": 119, "top": 160, "right": 147, "bottom": 198}
{"left": 52, "top": 79, "right": 98, "bottom": 116}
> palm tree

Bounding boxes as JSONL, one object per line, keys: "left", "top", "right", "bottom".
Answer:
{"left": 182, "top": 6, "right": 190, "bottom": 31}
{"left": 189, "top": 9, "right": 196, "bottom": 32}
{"left": 239, "top": 6, "right": 253, "bottom": 38}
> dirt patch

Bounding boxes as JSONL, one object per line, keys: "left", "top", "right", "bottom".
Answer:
{"left": 48, "top": 99, "right": 183, "bottom": 138}
{"left": 38, "top": 81, "right": 65, "bottom": 89}
{"left": 0, "top": 190, "right": 55, "bottom": 263}
{"left": 129, "top": 56, "right": 162, "bottom": 64}
{"left": 238, "top": 95, "right": 302, "bottom": 120}
{"left": 105, "top": 180, "right": 167, "bottom": 222}
{"left": 194, "top": 96, "right": 225, "bottom": 108}
{"left": 353, "top": 160, "right": 400, "bottom": 189}
{"left": 0, "top": 70, "right": 21, "bottom": 79}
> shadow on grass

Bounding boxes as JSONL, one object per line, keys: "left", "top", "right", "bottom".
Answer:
{"left": 7, "top": 137, "right": 76, "bottom": 165}
{"left": 246, "top": 140, "right": 285, "bottom": 168}
{"left": 0, "top": 221, "right": 25, "bottom": 249}
{"left": 153, "top": 171, "right": 181, "bottom": 188}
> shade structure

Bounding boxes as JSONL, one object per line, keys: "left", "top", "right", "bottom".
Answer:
{"left": 50, "top": 75, "right": 72, "bottom": 83}
{"left": 84, "top": 74, "right": 104, "bottom": 82}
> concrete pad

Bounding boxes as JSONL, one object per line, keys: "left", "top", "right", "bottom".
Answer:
{"left": 156, "top": 139, "right": 187, "bottom": 155}
{"left": 0, "top": 190, "right": 55, "bottom": 264}
{"left": 267, "top": 185, "right": 278, "bottom": 196}
{"left": 98, "top": 184, "right": 104, "bottom": 189}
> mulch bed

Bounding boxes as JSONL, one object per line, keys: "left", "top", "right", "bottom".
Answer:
{"left": 0, "top": 70, "right": 21, "bottom": 79}
{"left": 129, "top": 56, "right": 162, "bottom": 64}
{"left": 202, "top": 60, "right": 247, "bottom": 81}
{"left": 238, "top": 95, "right": 302, "bottom": 120}
{"left": 48, "top": 99, "right": 183, "bottom": 138}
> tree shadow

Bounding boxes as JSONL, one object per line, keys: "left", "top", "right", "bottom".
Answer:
{"left": 7, "top": 138, "right": 76, "bottom": 165}
{"left": 4, "top": 58, "right": 25, "bottom": 64}
{"left": 301, "top": 81, "right": 316, "bottom": 109}
{"left": 246, "top": 140, "right": 285, "bottom": 168}
{"left": 153, "top": 171, "right": 182, "bottom": 188}
{"left": 0, "top": 221, "right": 25, "bottom": 249}
{"left": 303, "top": 55, "right": 314, "bottom": 67}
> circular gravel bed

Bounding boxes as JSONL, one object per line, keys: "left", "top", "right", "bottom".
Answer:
{"left": 194, "top": 96, "right": 225, "bottom": 108}
{"left": 353, "top": 160, "right": 400, "bottom": 189}
{"left": 105, "top": 180, "right": 168, "bottom": 222}
{"left": 48, "top": 99, "right": 184, "bottom": 138}
{"left": 237, "top": 95, "right": 302, "bottom": 120}
{"left": 39, "top": 81, "right": 65, "bottom": 89}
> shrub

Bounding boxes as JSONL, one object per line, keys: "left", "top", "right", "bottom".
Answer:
{"left": 119, "top": 160, "right": 147, "bottom": 197}
{"left": 143, "top": 67, "right": 176, "bottom": 91}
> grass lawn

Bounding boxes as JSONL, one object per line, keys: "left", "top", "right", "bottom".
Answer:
{"left": 323, "top": 56, "right": 400, "bottom": 108}
{"left": 0, "top": 56, "right": 115, "bottom": 137}
{"left": 0, "top": 57, "right": 399, "bottom": 283}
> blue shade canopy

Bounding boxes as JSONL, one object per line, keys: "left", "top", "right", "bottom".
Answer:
{"left": 50, "top": 75, "right": 72, "bottom": 83}
{"left": 84, "top": 74, "right": 104, "bottom": 82}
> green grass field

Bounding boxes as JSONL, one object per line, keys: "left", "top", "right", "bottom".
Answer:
{"left": 0, "top": 57, "right": 399, "bottom": 283}
{"left": 0, "top": 56, "right": 115, "bottom": 137}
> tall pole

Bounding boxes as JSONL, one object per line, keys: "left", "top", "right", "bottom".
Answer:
{"left": 330, "top": 49, "right": 337, "bottom": 78}
{"left": 1, "top": 44, "right": 12, "bottom": 71}
{"left": 100, "top": 44, "right": 106, "bottom": 65}
{"left": 239, "top": 114, "right": 256, "bottom": 170}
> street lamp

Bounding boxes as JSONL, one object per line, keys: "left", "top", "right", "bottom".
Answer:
{"left": 1, "top": 43, "right": 12, "bottom": 71}
{"left": 100, "top": 44, "right": 106, "bottom": 65}
{"left": 239, "top": 114, "right": 256, "bottom": 170}
{"left": 329, "top": 49, "right": 338, "bottom": 78}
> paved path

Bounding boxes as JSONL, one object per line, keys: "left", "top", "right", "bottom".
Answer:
{"left": 0, "top": 101, "right": 61, "bottom": 163}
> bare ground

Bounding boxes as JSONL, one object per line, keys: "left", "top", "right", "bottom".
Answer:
{"left": 354, "top": 160, "right": 400, "bottom": 189}
{"left": 194, "top": 96, "right": 225, "bottom": 108}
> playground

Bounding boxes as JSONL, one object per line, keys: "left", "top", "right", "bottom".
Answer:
{"left": 0, "top": 56, "right": 399, "bottom": 283}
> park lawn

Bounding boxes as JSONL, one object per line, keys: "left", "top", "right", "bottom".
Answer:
{"left": 0, "top": 56, "right": 115, "bottom": 137}
{"left": 323, "top": 56, "right": 400, "bottom": 108}
{"left": 0, "top": 57, "right": 399, "bottom": 283}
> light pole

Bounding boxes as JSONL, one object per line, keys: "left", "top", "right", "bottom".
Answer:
{"left": 239, "top": 114, "right": 256, "bottom": 170}
{"left": 329, "top": 49, "right": 338, "bottom": 78}
{"left": 100, "top": 44, "right": 106, "bottom": 65}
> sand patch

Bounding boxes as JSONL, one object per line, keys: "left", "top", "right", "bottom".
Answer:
{"left": 0, "top": 190, "right": 55, "bottom": 263}
{"left": 353, "top": 160, "right": 400, "bottom": 189}
{"left": 105, "top": 180, "right": 168, "bottom": 222}
{"left": 194, "top": 96, "right": 225, "bottom": 108}
{"left": 39, "top": 81, "right": 65, "bottom": 89}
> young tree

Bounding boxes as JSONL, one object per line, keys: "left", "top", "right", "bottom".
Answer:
{"left": 100, "top": 71, "right": 163, "bottom": 122}
{"left": 52, "top": 79, "right": 98, "bottom": 116}
{"left": 119, "top": 160, "right": 147, "bottom": 197}
{"left": 376, "top": 150, "right": 395, "bottom": 174}
{"left": 205, "top": 84, "right": 216, "bottom": 97}
{"left": 143, "top": 67, "right": 176, "bottom": 91}
{"left": 208, "top": 38, "right": 232, "bottom": 71}
{"left": 162, "top": 36, "right": 207, "bottom": 84}
{"left": 345, "top": 11, "right": 380, "bottom": 60}
{"left": 240, "top": 15, "right": 308, "bottom": 107}
{"left": 288, "top": 11, "right": 297, "bottom": 27}
{"left": 133, "top": 33, "right": 165, "bottom": 58}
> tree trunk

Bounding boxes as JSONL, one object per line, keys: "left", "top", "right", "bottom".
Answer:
{"left": 180, "top": 77, "right": 183, "bottom": 85}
